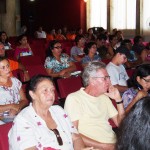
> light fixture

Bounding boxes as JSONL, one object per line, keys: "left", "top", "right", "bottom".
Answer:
{"left": 84, "top": 0, "right": 88, "bottom": 2}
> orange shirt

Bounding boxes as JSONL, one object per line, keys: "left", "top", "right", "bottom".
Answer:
{"left": 8, "top": 59, "right": 19, "bottom": 76}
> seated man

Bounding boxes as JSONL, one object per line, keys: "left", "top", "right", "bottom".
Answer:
{"left": 65, "top": 62, "right": 125, "bottom": 150}
{"left": 106, "top": 46, "right": 130, "bottom": 93}
{"left": 121, "top": 39, "right": 142, "bottom": 68}
{"left": 0, "top": 42, "right": 30, "bottom": 81}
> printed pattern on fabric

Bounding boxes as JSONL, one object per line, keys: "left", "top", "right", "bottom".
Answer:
{"left": 44, "top": 53, "right": 72, "bottom": 73}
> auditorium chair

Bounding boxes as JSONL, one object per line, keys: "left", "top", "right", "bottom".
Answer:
{"left": 0, "top": 122, "right": 12, "bottom": 150}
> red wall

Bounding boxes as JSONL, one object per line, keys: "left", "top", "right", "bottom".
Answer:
{"left": 20, "top": 0, "right": 86, "bottom": 35}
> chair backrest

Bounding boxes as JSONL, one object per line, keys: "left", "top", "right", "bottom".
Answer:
{"left": 26, "top": 65, "right": 48, "bottom": 78}
{"left": 20, "top": 55, "right": 43, "bottom": 66}
{"left": 74, "top": 62, "right": 83, "bottom": 71}
{"left": 0, "top": 122, "right": 13, "bottom": 150}
{"left": 101, "top": 59, "right": 111, "bottom": 65}
{"left": 126, "top": 68, "right": 135, "bottom": 77}
{"left": 57, "top": 76, "right": 83, "bottom": 99}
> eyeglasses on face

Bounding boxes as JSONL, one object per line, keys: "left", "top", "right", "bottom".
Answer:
{"left": 92, "top": 76, "right": 110, "bottom": 81}
{"left": 54, "top": 46, "right": 62, "bottom": 49}
{"left": 142, "top": 77, "right": 150, "bottom": 83}
{"left": 51, "top": 129, "right": 63, "bottom": 146}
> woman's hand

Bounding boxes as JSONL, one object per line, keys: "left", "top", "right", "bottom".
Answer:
{"left": 9, "top": 109, "right": 18, "bottom": 116}
{"left": 10, "top": 104, "right": 20, "bottom": 113}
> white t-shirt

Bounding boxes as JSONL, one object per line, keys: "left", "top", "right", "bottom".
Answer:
{"left": 106, "top": 62, "right": 129, "bottom": 86}
{"left": 36, "top": 31, "right": 46, "bottom": 38}
{"left": 9, "top": 104, "right": 78, "bottom": 150}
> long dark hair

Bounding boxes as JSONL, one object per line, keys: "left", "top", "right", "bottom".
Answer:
{"left": 0, "top": 31, "right": 9, "bottom": 44}
{"left": 127, "top": 64, "right": 150, "bottom": 89}
{"left": 116, "top": 96, "right": 150, "bottom": 150}
{"left": 46, "top": 40, "right": 60, "bottom": 58}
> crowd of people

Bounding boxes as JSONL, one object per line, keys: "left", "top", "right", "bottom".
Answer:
{"left": 0, "top": 26, "right": 149, "bottom": 149}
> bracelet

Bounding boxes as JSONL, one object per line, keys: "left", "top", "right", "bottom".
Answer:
{"left": 116, "top": 100, "right": 123, "bottom": 104}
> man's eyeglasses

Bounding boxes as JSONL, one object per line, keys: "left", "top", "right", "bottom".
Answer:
{"left": 142, "top": 77, "right": 150, "bottom": 83}
{"left": 92, "top": 76, "right": 110, "bottom": 81}
{"left": 54, "top": 46, "right": 62, "bottom": 49}
{"left": 51, "top": 129, "right": 63, "bottom": 146}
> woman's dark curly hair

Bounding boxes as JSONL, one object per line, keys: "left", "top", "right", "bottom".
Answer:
{"left": 83, "top": 41, "right": 96, "bottom": 55}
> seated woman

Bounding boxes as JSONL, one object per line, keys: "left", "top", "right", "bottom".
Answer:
{"left": 85, "top": 28, "right": 97, "bottom": 43}
{"left": 70, "top": 35, "right": 86, "bottom": 62}
{"left": 44, "top": 40, "right": 76, "bottom": 78}
{"left": 14, "top": 34, "right": 33, "bottom": 60}
{"left": 81, "top": 41, "right": 101, "bottom": 68}
{"left": 0, "top": 56, "right": 28, "bottom": 123}
{"left": 0, "top": 31, "right": 12, "bottom": 50}
{"left": 8, "top": 75, "right": 87, "bottom": 149}
{"left": 140, "top": 49, "right": 150, "bottom": 63}
{"left": 107, "top": 34, "right": 118, "bottom": 58}
{"left": 116, "top": 96, "right": 150, "bottom": 150}
{"left": 122, "top": 64, "right": 150, "bottom": 113}
{"left": 56, "top": 29, "right": 66, "bottom": 40}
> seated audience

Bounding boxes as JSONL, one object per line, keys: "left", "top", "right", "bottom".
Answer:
{"left": 81, "top": 41, "right": 101, "bottom": 68}
{"left": 8, "top": 75, "right": 87, "bottom": 150}
{"left": 85, "top": 28, "right": 97, "bottom": 42}
{"left": 20, "top": 25, "right": 28, "bottom": 35}
{"left": 140, "top": 48, "right": 150, "bottom": 63}
{"left": 56, "top": 29, "right": 66, "bottom": 40}
{"left": 35, "top": 26, "right": 46, "bottom": 39}
{"left": 14, "top": 34, "right": 33, "bottom": 60}
{"left": 0, "top": 31, "right": 12, "bottom": 50}
{"left": 122, "top": 64, "right": 150, "bottom": 113}
{"left": 62, "top": 26, "right": 68, "bottom": 39}
{"left": 107, "top": 34, "right": 118, "bottom": 58}
{"left": 44, "top": 40, "right": 76, "bottom": 78}
{"left": 96, "top": 34, "right": 110, "bottom": 59}
{"left": 112, "top": 28, "right": 117, "bottom": 35}
{"left": 70, "top": 35, "right": 86, "bottom": 62}
{"left": 65, "top": 61, "right": 125, "bottom": 150}
{"left": 121, "top": 39, "right": 142, "bottom": 68}
{"left": 76, "top": 28, "right": 84, "bottom": 36}
{"left": 0, "top": 56, "right": 28, "bottom": 123}
{"left": 115, "top": 30, "right": 124, "bottom": 48}
{"left": 106, "top": 46, "right": 130, "bottom": 93}
{"left": 116, "top": 96, "right": 150, "bottom": 150}
{"left": 0, "top": 42, "right": 30, "bottom": 81}
{"left": 132, "top": 35, "right": 146, "bottom": 55}
{"left": 46, "top": 29, "right": 56, "bottom": 41}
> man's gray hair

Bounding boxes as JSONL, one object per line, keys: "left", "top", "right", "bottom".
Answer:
{"left": 82, "top": 61, "right": 106, "bottom": 87}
